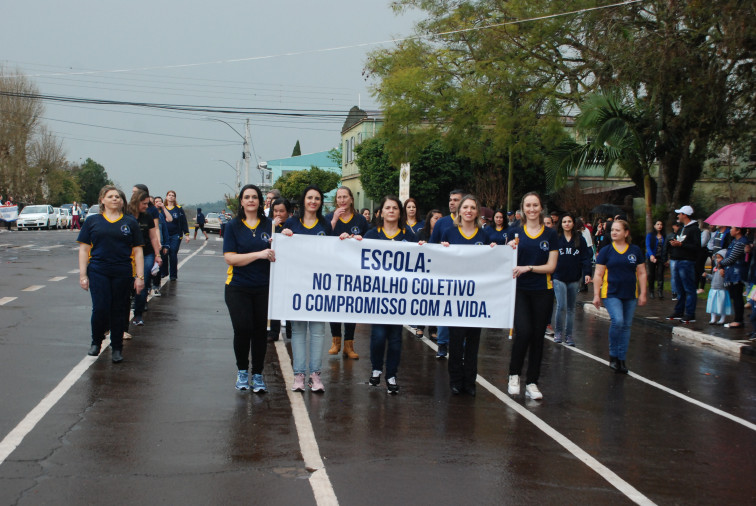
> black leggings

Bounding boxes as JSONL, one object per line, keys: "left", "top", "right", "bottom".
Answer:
{"left": 329, "top": 322, "right": 356, "bottom": 341}
{"left": 509, "top": 289, "right": 552, "bottom": 385}
{"left": 727, "top": 282, "right": 745, "bottom": 323}
{"left": 647, "top": 259, "right": 665, "bottom": 292}
{"left": 225, "top": 284, "right": 268, "bottom": 373}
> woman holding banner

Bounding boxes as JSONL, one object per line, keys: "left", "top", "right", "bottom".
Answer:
{"left": 282, "top": 185, "right": 333, "bottom": 393}
{"left": 507, "top": 192, "right": 558, "bottom": 400}
{"left": 223, "top": 184, "right": 274, "bottom": 393}
{"left": 363, "top": 195, "right": 417, "bottom": 394}
{"left": 326, "top": 187, "right": 368, "bottom": 359}
{"left": 441, "top": 194, "right": 496, "bottom": 396}
{"left": 267, "top": 197, "right": 292, "bottom": 342}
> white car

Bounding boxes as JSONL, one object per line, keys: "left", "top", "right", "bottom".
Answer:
{"left": 85, "top": 205, "right": 99, "bottom": 222}
{"left": 17, "top": 205, "right": 57, "bottom": 230}
{"left": 56, "top": 208, "right": 71, "bottom": 228}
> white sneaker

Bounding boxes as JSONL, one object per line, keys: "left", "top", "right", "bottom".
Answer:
{"left": 525, "top": 383, "right": 543, "bottom": 400}
{"left": 123, "top": 331, "right": 132, "bottom": 340}
{"left": 507, "top": 375, "right": 520, "bottom": 395}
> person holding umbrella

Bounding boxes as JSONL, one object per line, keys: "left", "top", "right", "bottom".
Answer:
{"left": 717, "top": 227, "right": 749, "bottom": 328}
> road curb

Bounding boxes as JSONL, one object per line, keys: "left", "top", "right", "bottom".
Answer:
{"left": 581, "top": 302, "right": 749, "bottom": 359}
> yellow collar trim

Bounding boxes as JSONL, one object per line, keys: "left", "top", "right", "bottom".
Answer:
{"left": 243, "top": 218, "right": 260, "bottom": 231}
{"left": 379, "top": 227, "right": 401, "bottom": 239}
{"left": 612, "top": 242, "right": 629, "bottom": 255}
{"left": 103, "top": 213, "right": 123, "bottom": 224}
{"left": 524, "top": 225, "right": 544, "bottom": 239}
{"left": 300, "top": 218, "right": 317, "bottom": 230}
{"left": 459, "top": 227, "right": 479, "bottom": 240}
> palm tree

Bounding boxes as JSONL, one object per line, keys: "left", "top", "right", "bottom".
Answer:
{"left": 546, "top": 91, "right": 658, "bottom": 232}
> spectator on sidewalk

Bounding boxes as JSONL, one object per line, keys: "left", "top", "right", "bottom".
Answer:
{"left": 664, "top": 221, "right": 682, "bottom": 301}
{"left": 696, "top": 222, "right": 712, "bottom": 293}
{"left": 645, "top": 220, "right": 666, "bottom": 299}
{"left": 666, "top": 206, "right": 701, "bottom": 324}
{"left": 718, "top": 226, "right": 749, "bottom": 329}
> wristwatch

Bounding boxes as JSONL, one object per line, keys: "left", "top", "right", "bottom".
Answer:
{"left": 528, "top": 265, "right": 534, "bottom": 272}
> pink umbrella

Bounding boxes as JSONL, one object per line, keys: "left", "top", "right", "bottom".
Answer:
{"left": 704, "top": 202, "right": 756, "bottom": 228}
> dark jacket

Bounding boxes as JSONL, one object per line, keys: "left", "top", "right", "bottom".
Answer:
{"left": 669, "top": 220, "right": 701, "bottom": 262}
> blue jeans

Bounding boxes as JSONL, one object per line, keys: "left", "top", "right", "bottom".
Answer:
{"left": 603, "top": 297, "right": 637, "bottom": 360}
{"left": 436, "top": 326, "right": 449, "bottom": 345}
{"left": 291, "top": 321, "right": 325, "bottom": 375}
{"left": 553, "top": 279, "right": 579, "bottom": 339}
{"left": 168, "top": 234, "right": 182, "bottom": 279}
{"left": 133, "top": 253, "right": 154, "bottom": 318}
{"left": 673, "top": 259, "right": 697, "bottom": 317}
{"left": 669, "top": 259, "right": 677, "bottom": 295}
{"left": 370, "top": 324, "right": 403, "bottom": 378}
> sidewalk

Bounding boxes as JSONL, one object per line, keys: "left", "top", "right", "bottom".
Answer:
{"left": 578, "top": 290, "right": 755, "bottom": 359}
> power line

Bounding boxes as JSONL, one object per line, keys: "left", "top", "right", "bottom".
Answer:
{"left": 5, "top": 1, "right": 643, "bottom": 79}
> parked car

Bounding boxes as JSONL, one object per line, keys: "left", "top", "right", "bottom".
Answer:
{"left": 56, "top": 208, "right": 71, "bottom": 228}
{"left": 16, "top": 205, "right": 57, "bottom": 230}
{"left": 85, "top": 205, "right": 99, "bottom": 222}
{"left": 205, "top": 212, "right": 221, "bottom": 233}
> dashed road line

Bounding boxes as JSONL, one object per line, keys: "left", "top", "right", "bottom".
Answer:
{"left": 48, "top": 276, "right": 67, "bottom": 282}
{"left": 68, "top": 269, "right": 80, "bottom": 274}
{"left": 14, "top": 244, "right": 34, "bottom": 249}
{"left": 21, "top": 285, "right": 45, "bottom": 292}
{"left": 0, "top": 240, "right": 209, "bottom": 468}
{"left": 0, "top": 297, "right": 18, "bottom": 305}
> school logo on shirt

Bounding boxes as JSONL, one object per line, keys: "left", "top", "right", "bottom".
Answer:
{"left": 350, "top": 225, "right": 361, "bottom": 235}
{"left": 260, "top": 232, "right": 271, "bottom": 243}
{"left": 540, "top": 240, "right": 549, "bottom": 251}
{"left": 628, "top": 254, "right": 637, "bottom": 264}
{"left": 120, "top": 224, "right": 131, "bottom": 235}
{"left": 475, "top": 241, "right": 484, "bottom": 245}
{"left": 317, "top": 231, "right": 326, "bottom": 236}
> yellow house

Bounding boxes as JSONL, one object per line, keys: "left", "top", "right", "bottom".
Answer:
{"left": 340, "top": 106, "right": 384, "bottom": 213}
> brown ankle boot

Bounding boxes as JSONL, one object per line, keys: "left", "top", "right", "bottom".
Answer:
{"left": 328, "top": 337, "right": 341, "bottom": 355}
{"left": 342, "top": 340, "right": 359, "bottom": 359}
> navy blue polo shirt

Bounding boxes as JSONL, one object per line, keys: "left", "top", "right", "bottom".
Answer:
{"left": 77, "top": 213, "right": 144, "bottom": 277}
{"left": 223, "top": 217, "right": 273, "bottom": 288}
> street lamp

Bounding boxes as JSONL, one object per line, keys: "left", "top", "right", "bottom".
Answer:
{"left": 217, "top": 181, "right": 235, "bottom": 194}
{"left": 205, "top": 117, "right": 251, "bottom": 186}
{"left": 216, "top": 160, "right": 240, "bottom": 191}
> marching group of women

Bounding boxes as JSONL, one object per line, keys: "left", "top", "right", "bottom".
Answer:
{"left": 77, "top": 185, "right": 190, "bottom": 362}
{"left": 77, "top": 182, "right": 669, "bottom": 401}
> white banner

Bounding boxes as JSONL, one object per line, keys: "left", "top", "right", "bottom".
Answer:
{"left": 0, "top": 206, "right": 18, "bottom": 221}
{"left": 268, "top": 235, "right": 516, "bottom": 328}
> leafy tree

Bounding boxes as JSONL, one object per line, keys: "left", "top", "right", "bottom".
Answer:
{"left": 45, "top": 166, "right": 82, "bottom": 206}
{"left": 356, "top": 135, "right": 474, "bottom": 212}
{"left": 74, "top": 158, "right": 112, "bottom": 205}
{"left": 376, "top": 0, "right": 756, "bottom": 211}
{"left": 546, "top": 91, "right": 657, "bottom": 231}
{"left": 327, "top": 145, "right": 343, "bottom": 170}
{"left": 273, "top": 166, "right": 340, "bottom": 201}
{"left": 291, "top": 140, "right": 302, "bottom": 157}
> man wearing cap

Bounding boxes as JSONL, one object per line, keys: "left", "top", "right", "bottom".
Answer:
{"left": 666, "top": 205, "right": 701, "bottom": 323}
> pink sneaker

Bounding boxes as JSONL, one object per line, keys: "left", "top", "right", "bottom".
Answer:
{"left": 292, "top": 373, "right": 305, "bottom": 392}
{"left": 309, "top": 372, "right": 325, "bottom": 392}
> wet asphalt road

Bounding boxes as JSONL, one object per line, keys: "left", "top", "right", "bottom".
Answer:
{"left": 1, "top": 229, "right": 755, "bottom": 505}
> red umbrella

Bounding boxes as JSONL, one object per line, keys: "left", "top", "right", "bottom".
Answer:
{"left": 704, "top": 202, "right": 756, "bottom": 228}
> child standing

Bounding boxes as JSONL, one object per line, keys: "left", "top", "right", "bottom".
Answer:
{"left": 703, "top": 250, "right": 732, "bottom": 325}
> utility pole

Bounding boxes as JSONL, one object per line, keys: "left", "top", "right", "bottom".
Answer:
{"left": 244, "top": 119, "right": 251, "bottom": 186}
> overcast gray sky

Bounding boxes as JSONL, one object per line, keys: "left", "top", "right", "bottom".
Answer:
{"left": 2, "top": 1, "right": 421, "bottom": 204}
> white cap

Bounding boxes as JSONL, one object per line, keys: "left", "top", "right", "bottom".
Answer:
{"left": 674, "top": 205, "right": 694, "bottom": 216}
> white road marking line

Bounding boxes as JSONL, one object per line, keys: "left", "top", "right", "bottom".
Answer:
{"left": 407, "top": 327, "right": 655, "bottom": 505}
{"left": 21, "top": 285, "right": 45, "bottom": 292}
{"left": 0, "top": 297, "right": 18, "bottom": 305}
{"left": 14, "top": 244, "right": 34, "bottom": 249}
{"left": 549, "top": 336, "right": 756, "bottom": 432}
{"left": 275, "top": 340, "right": 339, "bottom": 506}
{"left": 475, "top": 375, "right": 656, "bottom": 506}
{"left": 0, "top": 243, "right": 11, "bottom": 247}
{"left": 48, "top": 276, "right": 67, "bottom": 282}
{"left": 202, "top": 250, "right": 215, "bottom": 255}
{"left": 68, "top": 269, "right": 79, "bottom": 274}
{"left": 0, "top": 338, "right": 111, "bottom": 466}
{"left": 0, "top": 243, "right": 209, "bottom": 465}
{"left": 44, "top": 245, "right": 63, "bottom": 250}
